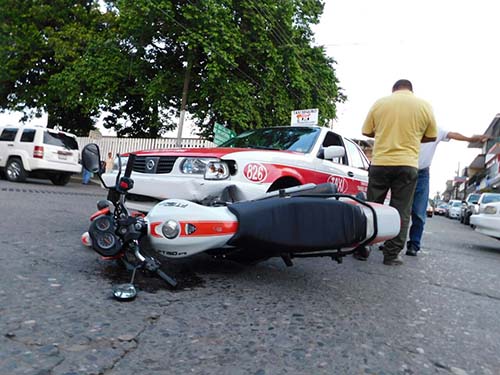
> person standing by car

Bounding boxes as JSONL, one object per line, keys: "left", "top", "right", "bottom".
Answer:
{"left": 105, "top": 152, "right": 114, "bottom": 173}
{"left": 354, "top": 79, "right": 438, "bottom": 265}
{"left": 406, "top": 129, "right": 489, "bottom": 255}
{"left": 82, "top": 167, "right": 92, "bottom": 185}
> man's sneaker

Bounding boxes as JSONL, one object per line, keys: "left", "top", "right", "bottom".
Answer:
{"left": 383, "top": 256, "right": 404, "bottom": 266}
{"left": 406, "top": 248, "right": 418, "bottom": 256}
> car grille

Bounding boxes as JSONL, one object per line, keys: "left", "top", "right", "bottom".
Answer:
{"left": 132, "top": 156, "right": 178, "bottom": 174}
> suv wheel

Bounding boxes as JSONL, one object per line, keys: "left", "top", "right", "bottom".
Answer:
{"left": 50, "top": 173, "right": 71, "bottom": 186}
{"left": 6, "top": 158, "right": 27, "bottom": 182}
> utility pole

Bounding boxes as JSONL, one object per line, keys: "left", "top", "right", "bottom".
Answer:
{"left": 176, "top": 52, "right": 193, "bottom": 147}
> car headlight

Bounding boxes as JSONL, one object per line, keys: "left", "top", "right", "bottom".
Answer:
{"left": 112, "top": 156, "right": 129, "bottom": 172}
{"left": 484, "top": 206, "right": 497, "bottom": 215}
{"left": 181, "top": 158, "right": 212, "bottom": 174}
{"left": 205, "top": 161, "right": 230, "bottom": 180}
{"left": 162, "top": 220, "right": 180, "bottom": 239}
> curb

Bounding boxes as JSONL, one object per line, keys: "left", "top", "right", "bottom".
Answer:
{"left": 70, "top": 175, "right": 101, "bottom": 186}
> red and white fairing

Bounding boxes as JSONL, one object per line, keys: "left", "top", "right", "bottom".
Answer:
{"left": 146, "top": 198, "right": 400, "bottom": 258}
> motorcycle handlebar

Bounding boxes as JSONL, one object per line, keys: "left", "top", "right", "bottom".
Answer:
{"left": 124, "top": 154, "right": 136, "bottom": 179}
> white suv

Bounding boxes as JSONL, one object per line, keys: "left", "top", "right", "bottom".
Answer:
{"left": 0, "top": 125, "right": 81, "bottom": 185}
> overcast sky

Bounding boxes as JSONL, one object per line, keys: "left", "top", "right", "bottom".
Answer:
{"left": 313, "top": 0, "right": 500, "bottom": 195}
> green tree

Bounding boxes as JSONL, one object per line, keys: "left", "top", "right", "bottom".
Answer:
{"left": 98, "top": 0, "right": 343, "bottom": 138}
{"left": 0, "top": 0, "right": 106, "bottom": 135}
{"left": 0, "top": 0, "right": 343, "bottom": 138}
{"left": 168, "top": 0, "right": 344, "bottom": 137}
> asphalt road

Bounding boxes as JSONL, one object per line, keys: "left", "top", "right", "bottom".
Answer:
{"left": 1, "top": 177, "right": 499, "bottom": 375}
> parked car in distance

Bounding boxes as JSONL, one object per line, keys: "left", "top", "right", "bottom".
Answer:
{"left": 447, "top": 200, "right": 462, "bottom": 219}
{"left": 460, "top": 193, "right": 481, "bottom": 224}
{"left": 470, "top": 201, "right": 500, "bottom": 239}
{"left": 434, "top": 203, "right": 448, "bottom": 216}
{"left": 426, "top": 201, "right": 434, "bottom": 217}
{"left": 103, "top": 126, "right": 371, "bottom": 212}
{"left": 0, "top": 125, "right": 81, "bottom": 185}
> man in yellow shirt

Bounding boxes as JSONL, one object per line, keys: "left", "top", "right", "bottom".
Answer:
{"left": 355, "top": 79, "right": 438, "bottom": 265}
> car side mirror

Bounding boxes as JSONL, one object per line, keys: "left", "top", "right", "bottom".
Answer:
{"left": 82, "top": 143, "right": 102, "bottom": 174}
{"left": 324, "top": 145, "right": 346, "bottom": 160}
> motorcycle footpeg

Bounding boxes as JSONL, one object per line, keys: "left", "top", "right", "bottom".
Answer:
{"left": 144, "top": 257, "right": 177, "bottom": 288}
{"left": 156, "top": 269, "right": 178, "bottom": 288}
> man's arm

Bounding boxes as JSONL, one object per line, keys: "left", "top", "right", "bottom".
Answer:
{"left": 421, "top": 135, "right": 437, "bottom": 143}
{"left": 447, "top": 132, "right": 490, "bottom": 143}
{"left": 362, "top": 131, "right": 375, "bottom": 138}
{"left": 361, "top": 106, "right": 376, "bottom": 138}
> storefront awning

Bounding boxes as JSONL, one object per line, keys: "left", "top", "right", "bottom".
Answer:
{"left": 469, "top": 154, "right": 485, "bottom": 169}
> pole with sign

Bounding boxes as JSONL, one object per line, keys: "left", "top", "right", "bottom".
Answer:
{"left": 291, "top": 108, "right": 319, "bottom": 126}
{"left": 213, "top": 123, "right": 237, "bottom": 145}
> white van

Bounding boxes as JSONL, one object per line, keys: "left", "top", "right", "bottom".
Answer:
{"left": 0, "top": 125, "right": 81, "bottom": 185}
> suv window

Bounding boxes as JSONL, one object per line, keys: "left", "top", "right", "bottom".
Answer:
{"left": 20, "top": 129, "right": 36, "bottom": 143}
{"left": 43, "top": 131, "right": 78, "bottom": 150}
{"left": 482, "top": 194, "right": 500, "bottom": 204}
{"left": 0, "top": 128, "right": 18, "bottom": 142}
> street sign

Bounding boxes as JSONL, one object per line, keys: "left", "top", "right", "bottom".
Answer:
{"left": 291, "top": 108, "right": 319, "bottom": 126}
{"left": 213, "top": 123, "right": 236, "bottom": 145}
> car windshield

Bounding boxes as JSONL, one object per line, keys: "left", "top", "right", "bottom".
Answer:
{"left": 220, "top": 127, "right": 321, "bottom": 153}
{"left": 482, "top": 194, "right": 500, "bottom": 204}
{"left": 451, "top": 201, "right": 462, "bottom": 207}
{"left": 468, "top": 194, "right": 480, "bottom": 203}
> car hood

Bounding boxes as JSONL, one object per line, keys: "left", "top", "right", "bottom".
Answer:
{"left": 124, "top": 147, "right": 302, "bottom": 158}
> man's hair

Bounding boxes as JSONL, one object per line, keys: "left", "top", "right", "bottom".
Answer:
{"left": 392, "top": 79, "right": 413, "bottom": 92}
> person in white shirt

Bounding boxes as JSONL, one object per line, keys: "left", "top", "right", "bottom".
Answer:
{"left": 406, "top": 128, "right": 488, "bottom": 256}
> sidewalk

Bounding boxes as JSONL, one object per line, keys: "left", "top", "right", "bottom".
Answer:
{"left": 70, "top": 174, "right": 101, "bottom": 185}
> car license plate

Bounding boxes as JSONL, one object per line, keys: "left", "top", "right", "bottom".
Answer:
{"left": 58, "top": 154, "right": 67, "bottom": 160}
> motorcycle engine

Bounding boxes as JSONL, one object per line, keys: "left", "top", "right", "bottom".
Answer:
{"left": 88, "top": 214, "right": 123, "bottom": 257}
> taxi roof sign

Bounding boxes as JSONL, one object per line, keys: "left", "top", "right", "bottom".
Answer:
{"left": 291, "top": 108, "right": 319, "bottom": 126}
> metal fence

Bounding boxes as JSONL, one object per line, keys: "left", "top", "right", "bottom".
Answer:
{"left": 76, "top": 136, "right": 215, "bottom": 157}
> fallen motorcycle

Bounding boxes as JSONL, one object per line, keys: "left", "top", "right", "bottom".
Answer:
{"left": 81, "top": 143, "right": 400, "bottom": 300}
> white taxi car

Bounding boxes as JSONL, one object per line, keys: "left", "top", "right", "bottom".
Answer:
{"left": 103, "top": 126, "right": 370, "bottom": 212}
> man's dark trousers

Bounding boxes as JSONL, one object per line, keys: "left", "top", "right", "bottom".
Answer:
{"left": 367, "top": 165, "right": 418, "bottom": 260}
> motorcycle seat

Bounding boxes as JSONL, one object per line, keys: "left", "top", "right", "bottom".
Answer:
{"left": 227, "top": 196, "right": 367, "bottom": 253}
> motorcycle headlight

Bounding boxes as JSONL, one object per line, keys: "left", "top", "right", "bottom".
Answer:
{"left": 162, "top": 220, "right": 180, "bottom": 239}
{"left": 205, "top": 161, "right": 230, "bottom": 180}
{"left": 112, "top": 156, "right": 129, "bottom": 172}
{"left": 181, "top": 158, "right": 211, "bottom": 174}
{"left": 484, "top": 206, "right": 497, "bottom": 215}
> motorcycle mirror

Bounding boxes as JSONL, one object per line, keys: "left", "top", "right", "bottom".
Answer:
{"left": 82, "top": 143, "right": 102, "bottom": 174}
{"left": 112, "top": 283, "right": 137, "bottom": 301}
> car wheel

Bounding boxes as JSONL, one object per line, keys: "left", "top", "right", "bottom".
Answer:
{"left": 6, "top": 158, "right": 27, "bottom": 182}
{"left": 50, "top": 173, "right": 72, "bottom": 186}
